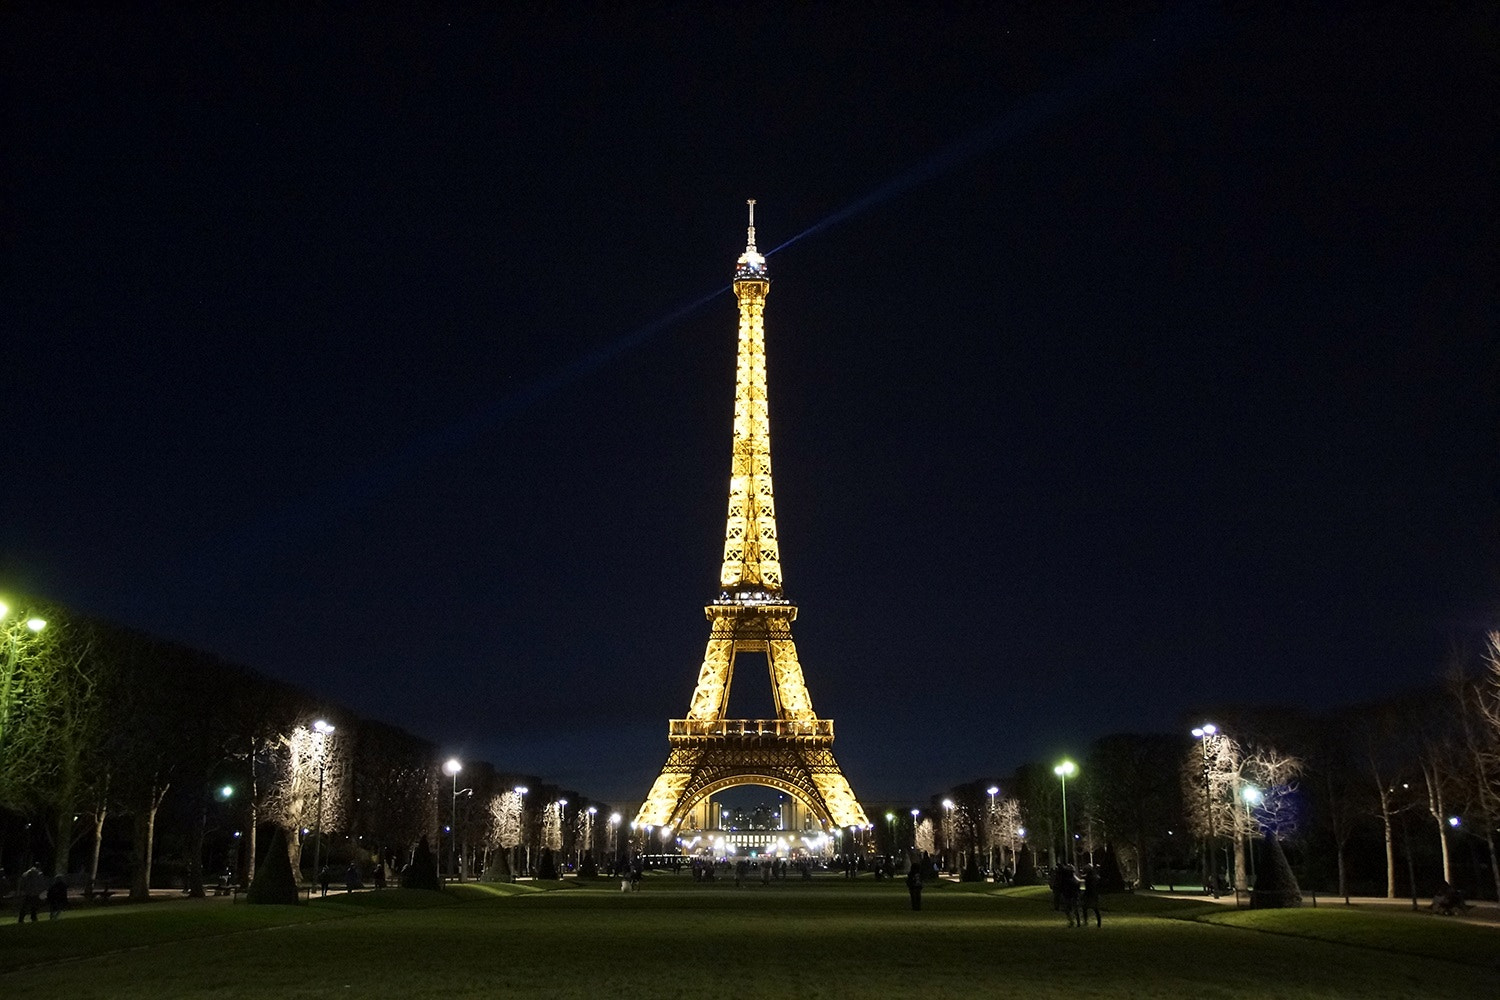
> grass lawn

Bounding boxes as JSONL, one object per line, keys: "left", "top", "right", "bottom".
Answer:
{"left": 2, "top": 875, "right": 1494, "bottom": 999}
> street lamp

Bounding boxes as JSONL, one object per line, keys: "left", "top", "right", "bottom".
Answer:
{"left": 609, "top": 813, "right": 621, "bottom": 869}
{"left": 941, "top": 799, "right": 955, "bottom": 872}
{"left": 310, "top": 720, "right": 335, "bottom": 888}
{"left": 443, "top": 759, "right": 462, "bottom": 881}
{"left": 1054, "top": 760, "right": 1077, "bottom": 866}
{"left": 987, "top": 786, "right": 999, "bottom": 874}
{"left": 583, "top": 806, "right": 597, "bottom": 868}
{"left": 513, "top": 786, "right": 529, "bottom": 877}
{"left": 1241, "top": 784, "right": 1262, "bottom": 886}
{"left": 1192, "top": 723, "right": 1219, "bottom": 896}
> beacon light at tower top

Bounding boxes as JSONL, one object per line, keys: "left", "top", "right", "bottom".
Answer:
{"left": 734, "top": 198, "right": 768, "bottom": 280}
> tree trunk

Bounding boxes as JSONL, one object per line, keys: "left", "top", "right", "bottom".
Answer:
{"left": 247, "top": 793, "right": 258, "bottom": 882}
{"left": 129, "top": 782, "right": 169, "bottom": 902}
{"left": 1485, "top": 828, "right": 1500, "bottom": 904}
{"left": 53, "top": 808, "right": 75, "bottom": 875}
{"left": 1379, "top": 795, "right": 1395, "bottom": 898}
{"left": 186, "top": 798, "right": 208, "bottom": 898}
{"left": 1435, "top": 815, "right": 1452, "bottom": 884}
{"left": 90, "top": 809, "right": 106, "bottom": 884}
{"left": 1336, "top": 839, "right": 1347, "bottom": 899}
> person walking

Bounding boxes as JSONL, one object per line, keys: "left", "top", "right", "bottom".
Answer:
{"left": 1055, "top": 862, "right": 1081, "bottom": 927}
{"left": 1079, "top": 864, "right": 1102, "bottom": 927}
{"left": 17, "top": 865, "right": 46, "bottom": 923}
{"left": 905, "top": 862, "right": 924, "bottom": 911}
{"left": 46, "top": 876, "right": 68, "bottom": 920}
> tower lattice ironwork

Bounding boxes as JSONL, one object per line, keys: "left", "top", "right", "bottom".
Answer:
{"left": 635, "top": 202, "right": 868, "bottom": 832}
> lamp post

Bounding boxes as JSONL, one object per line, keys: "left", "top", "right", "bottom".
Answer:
{"left": 1192, "top": 723, "right": 1219, "bottom": 896}
{"left": 941, "top": 799, "right": 956, "bottom": 873}
{"left": 986, "top": 786, "right": 999, "bottom": 876}
{"left": 1054, "top": 760, "right": 1077, "bottom": 866}
{"left": 443, "top": 759, "right": 462, "bottom": 881}
{"left": 609, "top": 813, "right": 621, "bottom": 870}
{"left": 1241, "top": 784, "right": 1262, "bottom": 886}
{"left": 310, "top": 720, "right": 335, "bottom": 888}
{"left": 584, "top": 806, "right": 597, "bottom": 868}
{"left": 513, "top": 786, "right": 528, "bottom": 878}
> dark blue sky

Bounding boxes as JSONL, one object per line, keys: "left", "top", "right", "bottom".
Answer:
{"left": 3, "top": 3, "right": 1493, "bottom": 805}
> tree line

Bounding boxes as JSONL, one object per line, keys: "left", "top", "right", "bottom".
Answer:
{"left": 927, "top": 637, "right": 1500, "bottom": 902}
{"left": 0, "top": 592, "right": 617, "bottom": 897}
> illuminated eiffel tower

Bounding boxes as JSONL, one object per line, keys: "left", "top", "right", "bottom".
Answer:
{"left": 635, "top": 202, "right": 869, "bottom": 834}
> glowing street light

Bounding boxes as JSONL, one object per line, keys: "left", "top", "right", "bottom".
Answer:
{"left": 513, "top": 786, "right": 529, "bottom": 877}
{"left": 987, "top": 786, "right": 999, "bottom": 875}
{"left": 443, "top": 759, "right": 463, "bottom": 881}
{"left": 1241, "top": 784, "right": 1262, "bottom": 885}
{"left": 1192, "top": 723, "right": 1219, "bottom": 896}
{"left": 310, "top": 720, "right": 335, "bottom": 890}
{"left": 1054, "top": 760, "right": 1077, "bottom": 866}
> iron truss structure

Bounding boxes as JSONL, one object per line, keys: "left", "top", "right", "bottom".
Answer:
{"left": 636, "top": 203, "right": 868, "bottom": 832}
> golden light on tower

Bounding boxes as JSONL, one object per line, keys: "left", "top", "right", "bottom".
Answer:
{"left": 636, "top": 203, "right": 868, "bottom": 834}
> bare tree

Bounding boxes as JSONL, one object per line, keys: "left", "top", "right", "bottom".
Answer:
{"left": 914, "top": 816, "right": 935, "bottom": 857}
{"left": 263, "top": 717, "right": 348, "bottom": 876}
{"left": 488, "top": 789, "right": 523, "bottom": 880}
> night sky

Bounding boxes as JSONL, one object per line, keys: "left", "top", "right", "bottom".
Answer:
{"left": 3, "top": 3, "right": 1493, "bottom": 806}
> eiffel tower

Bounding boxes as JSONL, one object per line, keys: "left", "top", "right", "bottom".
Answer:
{"left": 635, "top": 202, "right": 869, "bottom": 834}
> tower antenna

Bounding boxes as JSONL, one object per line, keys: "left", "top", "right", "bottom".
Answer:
{"left": 746, "top": 199, "right": 757, "bottom": 251}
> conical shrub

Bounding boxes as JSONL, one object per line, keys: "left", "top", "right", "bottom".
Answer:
{"left": 1012, "top": 844, "right": 1040, "bottom": 886}
{"left": 538, "top": 848, "right": 560, "bottom": 880}
{"left": 400, "top": 835, "right": 441, "bottom": 891}
{"left": 1098, "top": 843, "right": 1127, "bottom": 893}
{"left": 247, "top": 827, "right": 301, "bottom": 905}
{"left": 1249, "top": 832, "right": 1302, "bottom": 909}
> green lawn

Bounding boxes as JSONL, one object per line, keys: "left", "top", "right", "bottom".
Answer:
{"left": 2, "top": 876, "right": 1494, "bottom": 999}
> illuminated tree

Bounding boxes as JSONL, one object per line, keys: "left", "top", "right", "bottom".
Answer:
{"left": 542, "top": 801, "right": 564, "bottom": 853}
{"left": 989, "top": 795, "right": 1025, "bottom": 875}
{"left": 263, "top": 718, "right": 348, "bottom": 875}
{"left": 486, "top": 789, "right": 524, "bottom": 880}
{"left": 1458, "top": 634, "right": 1500, "bottom": 902}
{"left": 914, "top": 816, "right": 935, "bottom": 856}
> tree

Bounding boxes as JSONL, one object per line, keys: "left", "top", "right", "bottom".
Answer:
{"left": 1452, "top": 641, "right": 1500, "bottom": 901}
{"left": 263, "top": 716, "right": 349, "bottom": 876}
{"left": 1083, "top": 733, "right": 1185, "bottom": 888}
{"left": 348, "top": 720, "right": 436, "bottom": 882}
{"left": 1306, "top": 708, "right": 1369, "bottom": 899}
{"left": 247, "top": 826, "right": 301, "bottom": 905}
{"left": 488, "top": 789, "right": 524, "bottom": 881}
{"left": 1250, "top": 831, "right": 1302, "bottom": 908}
{"left": 400, "top": 834, "right": 440, "bottom": 891}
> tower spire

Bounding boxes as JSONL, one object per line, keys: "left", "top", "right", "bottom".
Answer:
{"left": 735, "top": 198, "right": 768, "bottom": 280}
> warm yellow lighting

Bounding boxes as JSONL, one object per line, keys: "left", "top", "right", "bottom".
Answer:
{"left": 634, "top": 204, "right": 867, "bottom": 833}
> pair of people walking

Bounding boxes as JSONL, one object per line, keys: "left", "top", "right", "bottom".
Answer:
{"left": 16, "top": 866, "right": 68, "bottom": 922}
{"left": 1050, "top": 862, "right": 1102, "bottom": 927}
